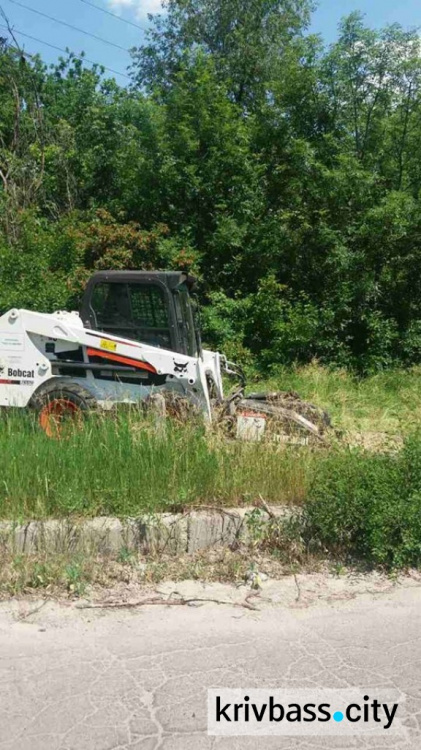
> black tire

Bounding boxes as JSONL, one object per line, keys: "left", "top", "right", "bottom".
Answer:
{"left": 29, "top": 379, "right": 97, "bottom": 437}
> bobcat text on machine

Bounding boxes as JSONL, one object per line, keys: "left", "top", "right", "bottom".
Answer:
{"left": 0, "top": 270, "right": 330, "bottom": 439}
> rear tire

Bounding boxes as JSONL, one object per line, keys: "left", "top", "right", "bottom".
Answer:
{"left": 29, "top": 380, "right": 97, "bottom": 438}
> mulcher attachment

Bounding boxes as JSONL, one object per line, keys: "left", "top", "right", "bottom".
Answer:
{"left": 220, "top": 390, "right": 331, "bottom": 444}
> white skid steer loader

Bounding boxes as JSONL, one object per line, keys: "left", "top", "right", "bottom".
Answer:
{"left": 0, "top": 271, "right": 330, "bottom": 439}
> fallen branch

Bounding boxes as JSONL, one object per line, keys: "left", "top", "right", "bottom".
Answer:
{"left": 17, "top": 598, "right": 49, "bottom": 621}
{"left": 293, "top": 573, "right": 301, "bottom": 603}
{"left": 77, "top": 594, "right": 260, "bottom": 612}
{"left": 257, "top": 494, "right": 276, "bottom": 519}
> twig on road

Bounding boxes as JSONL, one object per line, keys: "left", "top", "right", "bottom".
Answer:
{"left": 17, "top": 599, "right": 49, "bottom": 621}
{"left": 77, "top": 593, "right": 261, "bottom": 612}
{"left": 294, "top": 573, "right": 301, "bottom": 603}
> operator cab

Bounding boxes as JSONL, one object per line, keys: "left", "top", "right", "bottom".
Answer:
{"left": 80, "top": 271, "right": 201, "bottom": 357}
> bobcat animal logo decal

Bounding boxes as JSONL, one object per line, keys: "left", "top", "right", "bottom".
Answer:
{"left": 174, "top": 361, "right": 188, "bottom": 374}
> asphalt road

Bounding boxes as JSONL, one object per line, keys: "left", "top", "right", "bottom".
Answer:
{"left": 0, "top": 574, "right": 420, "bottom": 749}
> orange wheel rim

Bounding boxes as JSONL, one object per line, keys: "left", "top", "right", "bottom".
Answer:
{"left": 39, "top": 399, "right": 81, "bottom": 439}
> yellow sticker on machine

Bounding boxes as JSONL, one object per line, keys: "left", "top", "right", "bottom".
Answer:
{"left": 100, "top": 339, "right": 117, "bottom": 352}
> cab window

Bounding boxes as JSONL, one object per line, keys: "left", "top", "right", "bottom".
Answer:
{"left": 176, "top": 290, "right": 197, "bottom": 357}
{"left": 91, "top": 282, "right": 172, "bottom": 349}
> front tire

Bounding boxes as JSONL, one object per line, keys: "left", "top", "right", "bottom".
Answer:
{"left": 29, "top": 380, "right": 97, "bottom": 438}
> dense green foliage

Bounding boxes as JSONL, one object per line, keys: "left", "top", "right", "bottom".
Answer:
{"left": 305, "top": 434, "right": 421, "bottom": 568}
{"left": 2, "top": 4, "right": 421, "bottom": 372}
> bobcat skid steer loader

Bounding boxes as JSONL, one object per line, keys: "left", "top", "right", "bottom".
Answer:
{"left": 0, "top": 271, "right": 330, "bottom": 440}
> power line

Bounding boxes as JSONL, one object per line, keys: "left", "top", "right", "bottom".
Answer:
{"left": 0, "top": 23, "right": 130, "bottom": 78}
{"left": 79, "top": 0, "right": 147, "bottom": 32}
{"left": 0, "top": 35, "right": 33, "bottom": 61}
{"left": 7, "top": 0, "right": 129, "bottom": 52}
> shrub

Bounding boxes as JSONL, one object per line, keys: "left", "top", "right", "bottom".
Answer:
{"left": 304, "top": 434, "right": 421, "bottom": 569}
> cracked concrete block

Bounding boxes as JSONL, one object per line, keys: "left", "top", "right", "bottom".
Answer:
{"left": 187, "top": 510, "right": 248, "bottom": 552}
{"left": 187, "top": 512, "right": 225, "bottom": 553}
{"left": 0, "top": 505, "right": 296, "bottom": 557}
{"left": 135, "top": 514, "right": 188, "bottom": 554}
{"left": 0, "top": 521, "right": 41, "bottom": 553}
{"left": 78, "top": 517, "right": 126, "bottom": 554}
{"left": 222, "top": 509, "right": 249, "bottom": 545}
{"left": 35, "top": 520, "right": 81, "bottom": 553}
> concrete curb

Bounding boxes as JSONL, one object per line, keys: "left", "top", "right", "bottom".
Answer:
{"left": 0, "top": 507, "right": 292, "bottom": 556}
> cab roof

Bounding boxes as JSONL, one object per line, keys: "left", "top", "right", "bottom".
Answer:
{"left": 87, "top": 271, "right": 197, "bottom": 292}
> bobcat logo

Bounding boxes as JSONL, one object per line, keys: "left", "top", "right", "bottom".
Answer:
{"left": 174, "top": 361, "right": 188, "bottom": 374}
{"left": 0, "top": 365, "right": 4, "bottom": 375}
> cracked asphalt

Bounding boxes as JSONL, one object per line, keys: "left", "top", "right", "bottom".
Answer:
{"left": 0, "top": 573, "right": 420, "bottom": 749}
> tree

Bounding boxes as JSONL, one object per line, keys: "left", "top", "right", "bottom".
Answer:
{"left": 2, "top": 8, "right": 421, "bottom": 373}
{"left": 130, "top": 0, "right": 314, "bottom": 108}
{"left": 0, "top": 40, "right": 46, "bottom": 240}
{"left": 321, "top": 13, "right": 421, "bottom": 180}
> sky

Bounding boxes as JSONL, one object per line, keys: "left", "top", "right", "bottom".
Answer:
{"left": 1, "top": 0, "right": 420, "bottom": 85}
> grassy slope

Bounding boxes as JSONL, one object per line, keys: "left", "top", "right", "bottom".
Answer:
{"left": 259, "top": 363, "right": 421, "bottom": 435}
{"left": 1, "top": 364, "right": 420, "bottom": 520}
{"left": 0, "top": 412, "right": 315, "bottom": 519}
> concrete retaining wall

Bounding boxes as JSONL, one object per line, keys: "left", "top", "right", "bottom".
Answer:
{"left": 0, "top": 507, "right": 291, "bottom": 556}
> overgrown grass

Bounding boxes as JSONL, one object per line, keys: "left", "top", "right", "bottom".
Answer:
{"left": 258, "top": 362, "right": 421, "bottom": 435}
{"left": 303, "top": 432, "right": 421, "bottom": 569}
{"left": 0, "top": 410, "right": 316, "bottom": 520}
{"left": 2, "top": 365, "right": 421, "bottom": 577}
{"left": 220, "top": 430, "right": 421, "bottom": 571}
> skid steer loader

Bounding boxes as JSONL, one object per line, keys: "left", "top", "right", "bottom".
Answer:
{"left": 0, "top": 270, "right": 330, "bottom": 439}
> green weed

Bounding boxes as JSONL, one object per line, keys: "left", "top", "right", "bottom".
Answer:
{"left": 304, "top": 432, "right": 421, "bottom": 569}
{"left": 0, "top": 409, "right": 314, "bottom": 519}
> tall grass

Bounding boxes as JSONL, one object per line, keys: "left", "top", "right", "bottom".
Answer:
{"left": 0, "top": 411, "right": 315, "bottom": 520}
{"left": 1, "top": 365, "right": 420, "bottom": 525}
{"left": 259, "top": 363, "right": 421, "bottom": 434}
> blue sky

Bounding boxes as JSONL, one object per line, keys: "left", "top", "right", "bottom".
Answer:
{"left": 311, "top": 0, "right": 421, "bottom": 41}
{"left": 1, "top": 0, "right": 420, "bottom": 85}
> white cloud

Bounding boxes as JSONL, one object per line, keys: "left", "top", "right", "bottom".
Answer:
{"left": 108, "top": 0, "right": 164, "bottom": 19}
